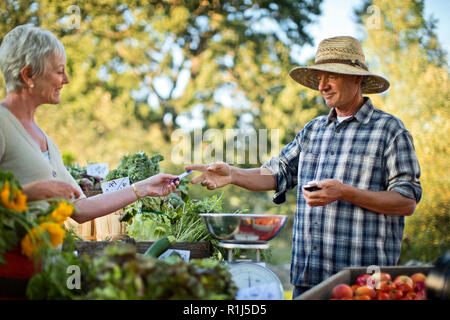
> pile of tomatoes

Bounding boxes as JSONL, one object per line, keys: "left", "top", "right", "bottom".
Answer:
{"left": 330, "top": 272, "right": 427, "bottom": 300}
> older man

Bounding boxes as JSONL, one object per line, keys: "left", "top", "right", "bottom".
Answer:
{"left": 187, "top": 36, "right": 422, "bottom": 298}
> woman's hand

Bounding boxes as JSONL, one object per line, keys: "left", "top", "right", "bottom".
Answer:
{"left": 22, "top": 180, "right": 82, "bottom": 201}
{"left": 134, "top": 173, "right": 180, "bottom": 197}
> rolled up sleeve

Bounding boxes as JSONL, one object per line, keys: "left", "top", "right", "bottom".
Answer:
{"left": 385, "top": 131, "right": 422, "bottom": 202}
{"left": 262, "top": 131, "right": 302, "bottom": 204}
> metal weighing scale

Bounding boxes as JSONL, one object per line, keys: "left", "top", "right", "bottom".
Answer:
{"left": 200, "top": 213, "right": 288, "bottom": 300}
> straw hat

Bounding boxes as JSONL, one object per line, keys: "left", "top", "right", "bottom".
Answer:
{"left": 289, "top": 36, "right": 390, "bottom": 94}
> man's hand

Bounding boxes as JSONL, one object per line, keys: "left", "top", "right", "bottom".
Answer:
{"left": 22, "top": 180, "right": 82, "bottom": 201}
{"left": 302, "top": 179, "right": 343, "bottom": 207}
{"left": 302, "top": 179, "right": 417, "bottom": 216}
{"left": 185, "top": 162, "right": 232, "bottom": 190}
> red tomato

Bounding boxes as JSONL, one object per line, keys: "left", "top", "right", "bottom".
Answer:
{"left": 396, "top": 282, "right": 413, "bottom": 294}
{"left": 355, "top": 286, "right": 376, "bottom": 299}
{"left": 389, "top": 289, "right": 404, "bottom": 300}
{"left": 376, "top": 291, "right": 391, "bottom": 300}
{"left": 411, "top": 273, "right": 426, "bottom": 285}
{"left": 394, "top": 275, "right": 413, "bottom": 286}
{"left": 379, "top": 280, "right": 396, "bottom": 293}
{"left": 332, "top": 284, "right": 353, "bottom": 300}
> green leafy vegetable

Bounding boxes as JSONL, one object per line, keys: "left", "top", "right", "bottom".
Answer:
{"left": 126, "top": 212, "right": 171, "bottom": 241}
{"left": 105, "top": 151, "right": 163, "bottom": 184}
{"left": 83, "top": 244, "right": 237, "bottom": 300}
{"left": 125, "top": 194, "right": 223, "bottom": 242}
{"left": 171, "top": 194, "right": 223, "bottom": 242}
{"left": 27, "top": 242, "right": 237, "bottom": 300}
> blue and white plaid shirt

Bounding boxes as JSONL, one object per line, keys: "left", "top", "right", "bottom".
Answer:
{"left": 263, "top": 98, "right": 422, "bottom": 287}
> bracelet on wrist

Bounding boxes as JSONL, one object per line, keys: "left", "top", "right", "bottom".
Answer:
{"left": 131, "top": 183, "right": 142, "bottom": 199}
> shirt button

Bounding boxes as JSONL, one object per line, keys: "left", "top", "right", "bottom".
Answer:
{"left": 313, "top": 246, "right": 318, "bottom": 251}
{"left": 336, "top": 129, "right": 340, "bottom": 133}
{"left": 331, "top": 151, "right": 335, "bottom": 155}
{"left": 52, "top": 170, "right": 57, "bottom": 177}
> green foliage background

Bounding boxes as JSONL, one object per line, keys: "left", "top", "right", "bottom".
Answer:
{"left": 356, "top": 0, "right": 449, "bottom": 264}
{"left": 0, "top": 0, "right": 448, "bottom": 265}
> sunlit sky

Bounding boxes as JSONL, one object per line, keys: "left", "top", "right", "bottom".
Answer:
{"left": 296, "top": 0, "right": 450, "bottom": 64}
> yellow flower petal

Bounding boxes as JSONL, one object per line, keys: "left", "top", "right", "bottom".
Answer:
{"left": 50, "top": 201, "right": 74, "bottom": 223}
{"left": 20, "top": 227, "right": 41, "bottom": 258}
{"left": 40, "top": 222, "right": 66, "bottom": 247}
{"left": 1, "top": 181, "right": 11, "bottom": 206}
{"left": 1, "top": 181, "right": 28, "bottom": 211}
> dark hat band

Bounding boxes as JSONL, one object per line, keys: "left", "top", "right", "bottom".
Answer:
{"left": 315, "top": 59, "right": 368, "bottom": 71}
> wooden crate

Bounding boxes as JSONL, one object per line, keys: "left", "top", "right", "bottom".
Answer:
{"left": 72, "top": 241, "right": 211, "bottom": 260}
{"left": 296, "top": 266, "right": 433, "bottom": 300}
{"left": 94, "top": 209, "right": 127, "bottom": 241}
{"left": 78, "top": 221, "right": 96, "bottom": 241}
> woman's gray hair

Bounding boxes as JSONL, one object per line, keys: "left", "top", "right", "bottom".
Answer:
{"left": 0, "top": 24, "right": 66, "bottom": 93}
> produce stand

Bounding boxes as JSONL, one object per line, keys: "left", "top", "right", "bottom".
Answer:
{"left": 296, "top": 266, "right": 433, "bottom": 300}
{"left": 71, "top": 240, "right": 211, "bottom": 259}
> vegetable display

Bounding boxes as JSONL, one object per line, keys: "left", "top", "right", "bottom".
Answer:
{"left": 1, "top": 153, "right": 268, "bottom": 300}
{"left": 125, "top": 194, "right": 223, "bottom": 241}
{"left": 67, "top": 151, "right": 268, "bottom": 262}
{"left": 0, "top": 167, "right": 236, "bottom": 300}
{"left": 330, "top": 272, "right": 429, "bottom": 300}
{"left": 26, "top": 243, "right": 238, "bottom": 300}
{"left": 102, "top": 151, "right": 239, "bottom": 258}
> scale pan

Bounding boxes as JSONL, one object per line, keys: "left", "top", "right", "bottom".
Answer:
{"left": 199, "top": 213, "right": 288, "bottom": 243}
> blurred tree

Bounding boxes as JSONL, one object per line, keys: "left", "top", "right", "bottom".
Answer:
{"left": 0, "top": 0, "right": 323, "bottom": 167}
{"left": 355, "top": 0, "right": 450, "bottom": 263}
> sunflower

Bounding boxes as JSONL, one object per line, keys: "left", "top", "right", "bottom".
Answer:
{"left": 20, "top": 222, "right": 66, "bottom": 258}
{"left": 40, "top": 222, "right": 66, "bottom": 247}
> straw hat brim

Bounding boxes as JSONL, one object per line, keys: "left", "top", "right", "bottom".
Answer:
{"left": 289, "top": 63, "right": 390, "bottom": 94}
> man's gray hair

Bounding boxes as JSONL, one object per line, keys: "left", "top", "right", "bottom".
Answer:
{"left": 0, "top": 24, "right": 66, "bottom": 93}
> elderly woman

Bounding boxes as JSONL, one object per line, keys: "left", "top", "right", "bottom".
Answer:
{"left": 0, "top": 24, "right": 179, "bottom": 224}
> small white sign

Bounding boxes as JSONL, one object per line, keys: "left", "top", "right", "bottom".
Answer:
{"left": 86, "top": 163, "right": 109, "bottom": 179}
{"left": 158, "top": 249, "right": 191, "bottom": 262}
{"left": 101, "top": 177, "right": 130, "bottom": 193}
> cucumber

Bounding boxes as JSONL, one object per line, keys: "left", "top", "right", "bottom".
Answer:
{"left": 144, "top": 235, "right": 176, "bottom": 258}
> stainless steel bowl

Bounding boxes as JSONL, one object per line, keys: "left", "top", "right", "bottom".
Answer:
{"left": 199, "top": 213, "right": 288, "bottom": 243}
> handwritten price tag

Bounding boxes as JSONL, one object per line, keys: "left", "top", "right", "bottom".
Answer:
{"left": 101, "top": 177, "right": 130, "bottom": 194}
{"left": 86, "top": 163, "right": 109, "bottom": 179}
